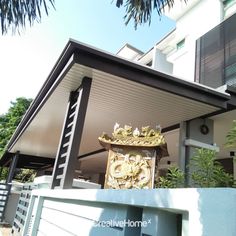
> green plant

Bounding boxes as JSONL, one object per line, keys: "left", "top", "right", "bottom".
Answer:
{"left": 189, "top": 148, "right": 234, "bottom": 187}
{"left": 14, "top": 169, "right": 36, "bottom": 183}
{"left": 0, "top": 97, "right": 32, "bottom": 158}
{"left": 225, "top": 120, "right": 236, "bottom": 148}
{"left": 155, "top": 148, "right": 234, "bottom": 189}
{"left": 156, "top": 166, "right": 184, "bottom": 188}
{"left": 0, "top": 167, "right": 9, "bottom": 181}
{"left": 0, "top": 98, "right": 36, "bottom": 183}
{"left": 0, "top": 0, "right": 55, "bottom": 34}
{"left": 115, "top": 0, "right": 188, "bottom": 29}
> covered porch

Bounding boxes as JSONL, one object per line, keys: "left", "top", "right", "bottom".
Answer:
{"left": 0, "top": 40, "right": 236, "bottom": 235}
{"left": 1, "top": 40, "right": 235, "bottom": 187}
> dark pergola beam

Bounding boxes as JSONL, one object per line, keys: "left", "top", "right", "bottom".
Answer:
{"left": 78, "top": 148, "right": 106, "bottom": 159}
{"left": 0, "top": 152, "right": 54, "bottom": 170}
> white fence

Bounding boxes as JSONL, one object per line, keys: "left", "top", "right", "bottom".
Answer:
{"left": 22, "top": 188, "right": 236, "bottom": 236}
{"left": 10, "top": 176, "right": 101, "bottom": 235}
{"left": 11, "top": 184, "right": 37, "bottom": 236}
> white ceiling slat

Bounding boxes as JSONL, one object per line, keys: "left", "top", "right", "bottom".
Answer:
{"left": 11, "top": 63, "right": 220, "bottom": 159}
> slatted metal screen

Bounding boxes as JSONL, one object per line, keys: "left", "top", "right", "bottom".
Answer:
{"left": 11, "top": 184, "right": 36, "bottom": 236}
{"left": 0, "top": 183, "right": 10, "bottom": 222}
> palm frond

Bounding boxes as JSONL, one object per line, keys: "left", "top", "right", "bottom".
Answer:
{"left": 116, "top": 0, "right": 187, "bottom": 29}
{"left": 0, "top": 0, "right": 55, "bottom": 34}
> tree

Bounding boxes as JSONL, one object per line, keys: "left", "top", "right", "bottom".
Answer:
{"left": 115, "top": 0, "right": 187, "bottom": 28}
{"left": 225, "top": 120, "right": 236, "bottom": 148}
{"left": 0, "top": 97, "right": 32, "bottom": 181}
{"left": 0, "top": 97, "right": 32, "bottom": 157}
{"left": 0, "top": 0, "right": 55, "bottom": 34}
{"left": 189, "top": 149, "right": 233, "bottom": 187}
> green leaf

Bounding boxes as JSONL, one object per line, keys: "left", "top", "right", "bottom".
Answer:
{"left": 225, "top": 120, "right": 236, "bottom": 148}
{"left": 0, "top": 0, "right": 55, "bottom": 34}
{"left": 0, "top": 97, "right": 32, "bottom": 158}
{"left": 156, "top": 166, "right": 185, "bottom": 188}
{"left": 115, "top": 0, "right": 187, "bottom": 29}
{"left": 189, "top": 148, "right": 234, "bottom": 187}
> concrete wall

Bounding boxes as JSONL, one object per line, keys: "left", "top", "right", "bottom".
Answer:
{"left": 4, "top": 191, "right": 20, "bottom": 225}
{"left": 142, "top": 208, "right": 180, "bottom": 236}
{"left": 23, "top": 188, "right": 236, "bottom": 236}
{"left": 152, "top": 48, "right": 173, "bottom": 75}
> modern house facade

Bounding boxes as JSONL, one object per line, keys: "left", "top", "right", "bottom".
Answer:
{"left": 117, "top": 0, "right": 236, "bottom": 177}
{"left": 0, "top": 0, "right": 236, "bottom": 235}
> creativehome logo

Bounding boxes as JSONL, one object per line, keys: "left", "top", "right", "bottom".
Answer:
{"left": 94, "top": 219, "right": 152, "bottom": 228}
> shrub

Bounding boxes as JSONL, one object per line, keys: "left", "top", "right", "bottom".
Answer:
{"left": 156, "top": 166, "right": 184, "bottom": 188}
{"left": 155, "top": 148, "right": 234, "bottom": 188}
{"left": 190, "top": 148, "right": 233, "bottom": 187}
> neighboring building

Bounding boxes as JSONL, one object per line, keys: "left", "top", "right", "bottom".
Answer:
{"left": 0, "top": 0, "right": 236, "bottom": 235}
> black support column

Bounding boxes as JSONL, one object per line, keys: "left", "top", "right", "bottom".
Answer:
{"left": 51, "top": 77, "right": 92, "bottom": 189}
{"left": 6, "top": 151, "right": 20, "bottom": 184}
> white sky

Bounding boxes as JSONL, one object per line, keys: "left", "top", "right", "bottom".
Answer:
{"left": 0, "top": 1, "right": 175, "bottom": 114}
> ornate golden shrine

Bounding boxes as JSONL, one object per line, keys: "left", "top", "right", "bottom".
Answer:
{"left": 98, "top": 124, "right": 168, "bottom": 189}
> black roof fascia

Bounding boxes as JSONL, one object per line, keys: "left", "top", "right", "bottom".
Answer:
{"left": 4, "top": 39, "right": 232, "bottom": 155}
{"left": 6, "top": 41, "right": 77, "bottom": 152}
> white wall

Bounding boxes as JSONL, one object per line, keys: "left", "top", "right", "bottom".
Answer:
{"left": 174, "top": 0, "right": 223, "bottom": 81}
{"left": 152, "top": 48, "right": 173, "bottom": 74}
{"left": 155, "top": 0, "right": 224, "bottom": 81}
{"left": 23, "top": 188, "right": 236, "bottom": 236}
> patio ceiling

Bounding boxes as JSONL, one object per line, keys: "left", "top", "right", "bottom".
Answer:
{"left": 1, "top": 40, "right": 233, "bottom": 168}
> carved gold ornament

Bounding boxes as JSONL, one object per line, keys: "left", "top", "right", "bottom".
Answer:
{"left": 98, "top": 124, "right": 166, "bottom": 147}
{"left": 106, "top": 152, "right": 152, "bottom": 189}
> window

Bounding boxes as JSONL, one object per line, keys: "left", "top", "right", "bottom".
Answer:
{"left": 177, "top": 38, "right": 185, "bottom": 50}
{"left": 223, "top": 0, "right": 235, "bottom": 7}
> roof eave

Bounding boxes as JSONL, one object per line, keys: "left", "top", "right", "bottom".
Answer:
{"left": 71, "top": 40, "right": 230, "bottom": 108}
{"left": 5, "top": 40, "right": 77, "bottom": 152}
{"left": 3, "top": 39, "right": 233, "bottom": 157}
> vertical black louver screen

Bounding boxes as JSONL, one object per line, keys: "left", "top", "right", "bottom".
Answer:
{"left": 225, "top": 13, "right": 236, "bottom": 86}
{"left": 195, "top": 13, "right": 236, "bottom": 88}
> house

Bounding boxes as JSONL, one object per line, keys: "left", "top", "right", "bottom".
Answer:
{"left": 0, "top": 0, "right": 236, "bottom": 235}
